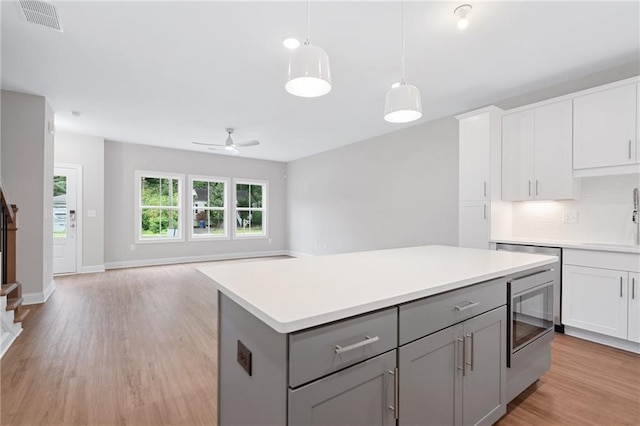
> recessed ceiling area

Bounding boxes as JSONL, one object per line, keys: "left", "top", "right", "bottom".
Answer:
{"left": 2, "top": 1, "right": 639, "bottom": 162}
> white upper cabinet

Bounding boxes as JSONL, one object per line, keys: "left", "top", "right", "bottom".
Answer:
{"left": 573, "top": 83, "right": 637, "bottom": 169}
{"left": 534, "top": 101, "right": 575, "bottom": 200}
{"left": 502, "top": 110, "right": 535, "bottom": 201}
{"left": 459, "top": 113, "right": 491, "bottom": 201}
{"left": 502, "top": 100, "right": 576, "bottom": 201}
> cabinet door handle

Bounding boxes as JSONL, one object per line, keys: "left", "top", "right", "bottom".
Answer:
{"left": 461, "top": 336, "right": 468, "bottom": 376}
{"left": 633, "top": 278, "right": 636, "bottom": 300}
{"left": 456, "top": 338, "right": 465, "bottom": 376}
{"left": 483, "top": 181, "right": 487, "bottom": 197}
{"left": 528, "top": 180, "right": 532, "bottom": 196}
{"left": 620, "top": 277, "right": 623, "bottom": 298}
{"left": 535, "top": 180, "right": 540, "bottom": 196}
{"left": 334, "top": 335, "right": 379, "bottom": 354}
{"left": 387, "top": 368, "right": 399, "bottom": 420}
{"left": 465, "top": 333, "right": 475, "bottom": 372}
{"left": 483, "top": 204, "right": 487, "bottom": 220}
{"left": 629, "top": 140, "right": 633, "bottom": 160}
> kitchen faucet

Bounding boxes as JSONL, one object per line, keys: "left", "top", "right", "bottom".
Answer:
{"left": 634, "top": 188, "right": 639, "bottom": 245}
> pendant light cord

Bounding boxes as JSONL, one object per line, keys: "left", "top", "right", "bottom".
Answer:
{"left": 306, "top": 0, "right": 311, "bottom": 44}
{"left": 401, "top": 0, "right": 406, "bottom": 83}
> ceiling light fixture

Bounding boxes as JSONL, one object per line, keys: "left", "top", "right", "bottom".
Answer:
{"left": 384, "top": 1, "right": 422, "bottom": 124}
{"left": 283, "top": 37, "right": 300, "bottom": 50}
{"left": 285, "top": 0, "right": 331, "bottom": 97}
{"left": 454, "top": 4, "right": 472, "bottom": 30}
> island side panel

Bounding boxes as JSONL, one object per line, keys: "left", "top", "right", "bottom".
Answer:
{"left": 219, "top": 292, "right": 287, "bottom": 425}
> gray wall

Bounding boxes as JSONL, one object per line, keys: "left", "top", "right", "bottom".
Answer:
{"left": 104, "top": 141, "right": 287, "bottom": 267}
{"left": 286, "top": 116, "right": 459, "bottom": 256}
{"left": 54, "top": 132, "right": 105, "bottom": 270}
{"left": 1, "top": 90, "right": 53, "bottom": 299}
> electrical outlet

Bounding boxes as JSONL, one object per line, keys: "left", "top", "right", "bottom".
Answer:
{"left": 562, "top": 210, "right": 578, "bottom": 224}
{"left": 130, "top": 244, "right": 136, "bottom": 251}
{"left": 237, "top": 340, "right": 252, "bottom": 376}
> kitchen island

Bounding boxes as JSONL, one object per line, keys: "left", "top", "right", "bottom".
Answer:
{"left": 199, "top": 245, "right": 558, "bottom": 426}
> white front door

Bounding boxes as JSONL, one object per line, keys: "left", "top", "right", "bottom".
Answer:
{"left": 53, "top": 167, "right": 78, "bottom": 274}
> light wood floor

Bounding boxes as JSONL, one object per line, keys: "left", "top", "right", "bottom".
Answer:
{"left": 1, "top": 258, "right": 639, "bottom": 425}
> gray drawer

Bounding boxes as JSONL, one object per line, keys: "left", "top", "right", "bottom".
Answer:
{"left": 399, "top": 278, "right": 506, "bottom": 345}
{"left": 289, "top": 307, "right": 397, "bottom": 388}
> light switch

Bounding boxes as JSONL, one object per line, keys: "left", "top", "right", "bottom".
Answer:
{"left": 562, "top": 210, "right": 578, "bottom": 224}
{"left": 87, "top": 209, "right": 96, "bottom": 217}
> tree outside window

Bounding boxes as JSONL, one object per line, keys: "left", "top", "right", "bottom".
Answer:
{"left": 191, "top": 177, "right": 227, "bottom": 239}
{"left": 235, "top": 181, "right": 267, "bottom": 237}
{"left": 137, "top": 172, "right": 182, "bottom": 241}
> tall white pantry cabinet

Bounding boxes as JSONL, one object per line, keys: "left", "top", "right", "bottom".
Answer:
{"left": 457, "top": 107, "right": 505, "bottom": 249}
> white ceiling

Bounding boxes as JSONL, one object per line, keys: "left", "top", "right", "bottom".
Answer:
{"left": 2, "top": 1, "right": 639, "bottom": 162}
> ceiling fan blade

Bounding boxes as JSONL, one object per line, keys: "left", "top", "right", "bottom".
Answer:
{"left": 234, "top": 140, "right": 260, "bottom": 147}
{"left": 192, "top": 141, "right": 226, "bottom": 147}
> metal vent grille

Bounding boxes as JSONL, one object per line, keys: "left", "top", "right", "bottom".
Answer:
{"left": 19, "top": 0, "right": 63, "bottom": 32}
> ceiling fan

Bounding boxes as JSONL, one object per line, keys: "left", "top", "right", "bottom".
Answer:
{"left": 192, "top": 128, "right": 260, "bottom": 154}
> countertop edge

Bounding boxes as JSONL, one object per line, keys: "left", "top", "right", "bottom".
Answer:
{"left": 204, "top": 257, "right": 557, "bottom": 334}
{"left": 491, "top": 239, "right": 640, "bottom": 254}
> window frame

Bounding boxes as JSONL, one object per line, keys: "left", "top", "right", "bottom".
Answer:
{"left": 188, "top": 175, "right": 230, "bottom": 241}
{"left": 134, "top": 170, "right": 185, "bottom": 244}
{"left": 233, "top": 178, "right": 268, "bottom": 239}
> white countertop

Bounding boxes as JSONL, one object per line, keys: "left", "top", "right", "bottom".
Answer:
{"left": 491, "top": 238, "right": 640, "bottom": 254}
{"left": 199, "top": 245, "right": 557, "bottom": 333}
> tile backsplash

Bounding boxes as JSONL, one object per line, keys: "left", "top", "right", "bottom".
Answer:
{"left": 512, "top": 174, "right": 640, "bottom": 244}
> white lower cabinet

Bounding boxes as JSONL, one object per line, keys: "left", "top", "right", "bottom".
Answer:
{"left": 562, "top": 249, "right": 640, "bottom": 352}
{"left": 399, "top": 307, "right": 506, "bottom": 426}
{"left": 562, "top": 265, "right": 629, "bottom": 339}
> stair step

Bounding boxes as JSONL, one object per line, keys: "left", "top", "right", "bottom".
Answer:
{"left": 6, "top": 297, "right": 22, "bottom": 311}
{"left": 13, "top": 308, "right": 30, "bottom": 323}
{"left": 0, "top": 283, "right": 18, "bottom": 296}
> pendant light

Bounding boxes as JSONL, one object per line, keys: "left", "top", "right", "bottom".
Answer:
{"left": 384, "top": 1, "right": 422, "bottom": 123}
{"left": 285, "top": 0, "right": 331, "bottom": 97}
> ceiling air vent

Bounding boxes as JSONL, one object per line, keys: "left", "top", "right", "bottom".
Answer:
{"left": 18, "top": 0, "right": 63, "bottom": 32}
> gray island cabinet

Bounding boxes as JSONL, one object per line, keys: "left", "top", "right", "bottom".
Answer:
{"left": 199, "top": 245, "right": 557, "bottom": 426}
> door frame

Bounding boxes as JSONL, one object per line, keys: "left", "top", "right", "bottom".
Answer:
{"left": 54, "top": 163, "right": 83, "bottom": 275}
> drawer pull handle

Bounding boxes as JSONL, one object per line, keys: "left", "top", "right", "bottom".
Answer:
{"left": 454, "top": 301, "right": 480, "bottom": 312}
{"left": 335, "top": 335, "right": 379, "bottom": 355}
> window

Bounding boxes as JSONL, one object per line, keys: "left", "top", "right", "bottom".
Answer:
{"left": 189, "top": 176, "right": 229, "bottom": 240}
{"left": 234, "top": 180, "right": 267, "bottom": 238}
{"left": 135, "top": 171, "right": 183, "bottom": 242}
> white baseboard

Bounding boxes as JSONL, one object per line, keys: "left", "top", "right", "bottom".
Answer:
{"left": 564, "top": 326, "right": 640, "bottom": 354}
{"left": 288, "top": 250, "right": 314, "bottom": 258}
{"left": 23, "top": 280, "right": 56, "bottom": 305}
{"left": 80, "top": 265, "right": 106, "bottom": 274}
{"left": 105, "top": 250, "right": 290, "bottom": 270}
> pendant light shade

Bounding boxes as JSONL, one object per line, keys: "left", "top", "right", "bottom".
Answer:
{"left": 285, "top": 42, "right": 332, "bottom": 97}
{"left": 384, "top": 1, "right": 422, "bottom": 124}
{"left": 384, "top": 82, "right": 422, "bottom": 123}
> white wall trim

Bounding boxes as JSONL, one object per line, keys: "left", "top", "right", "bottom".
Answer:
{"left": 105, "top": 250, "right": 289, "bottom": 270}
{"left": 80, "top": 265, "right": 106, "bottom": 274}
{"left": 287, "top": 250, "right": 314, "bottom": 258}
{"left": 23, "top": 280, "right": 56, "bottom": 305}
{"left": 564, "top": 326, "right": 640, "bottom": 354}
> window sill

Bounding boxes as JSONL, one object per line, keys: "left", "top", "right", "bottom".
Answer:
{"left": 135, "top": 237, "right": 185, "bottom": 244}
